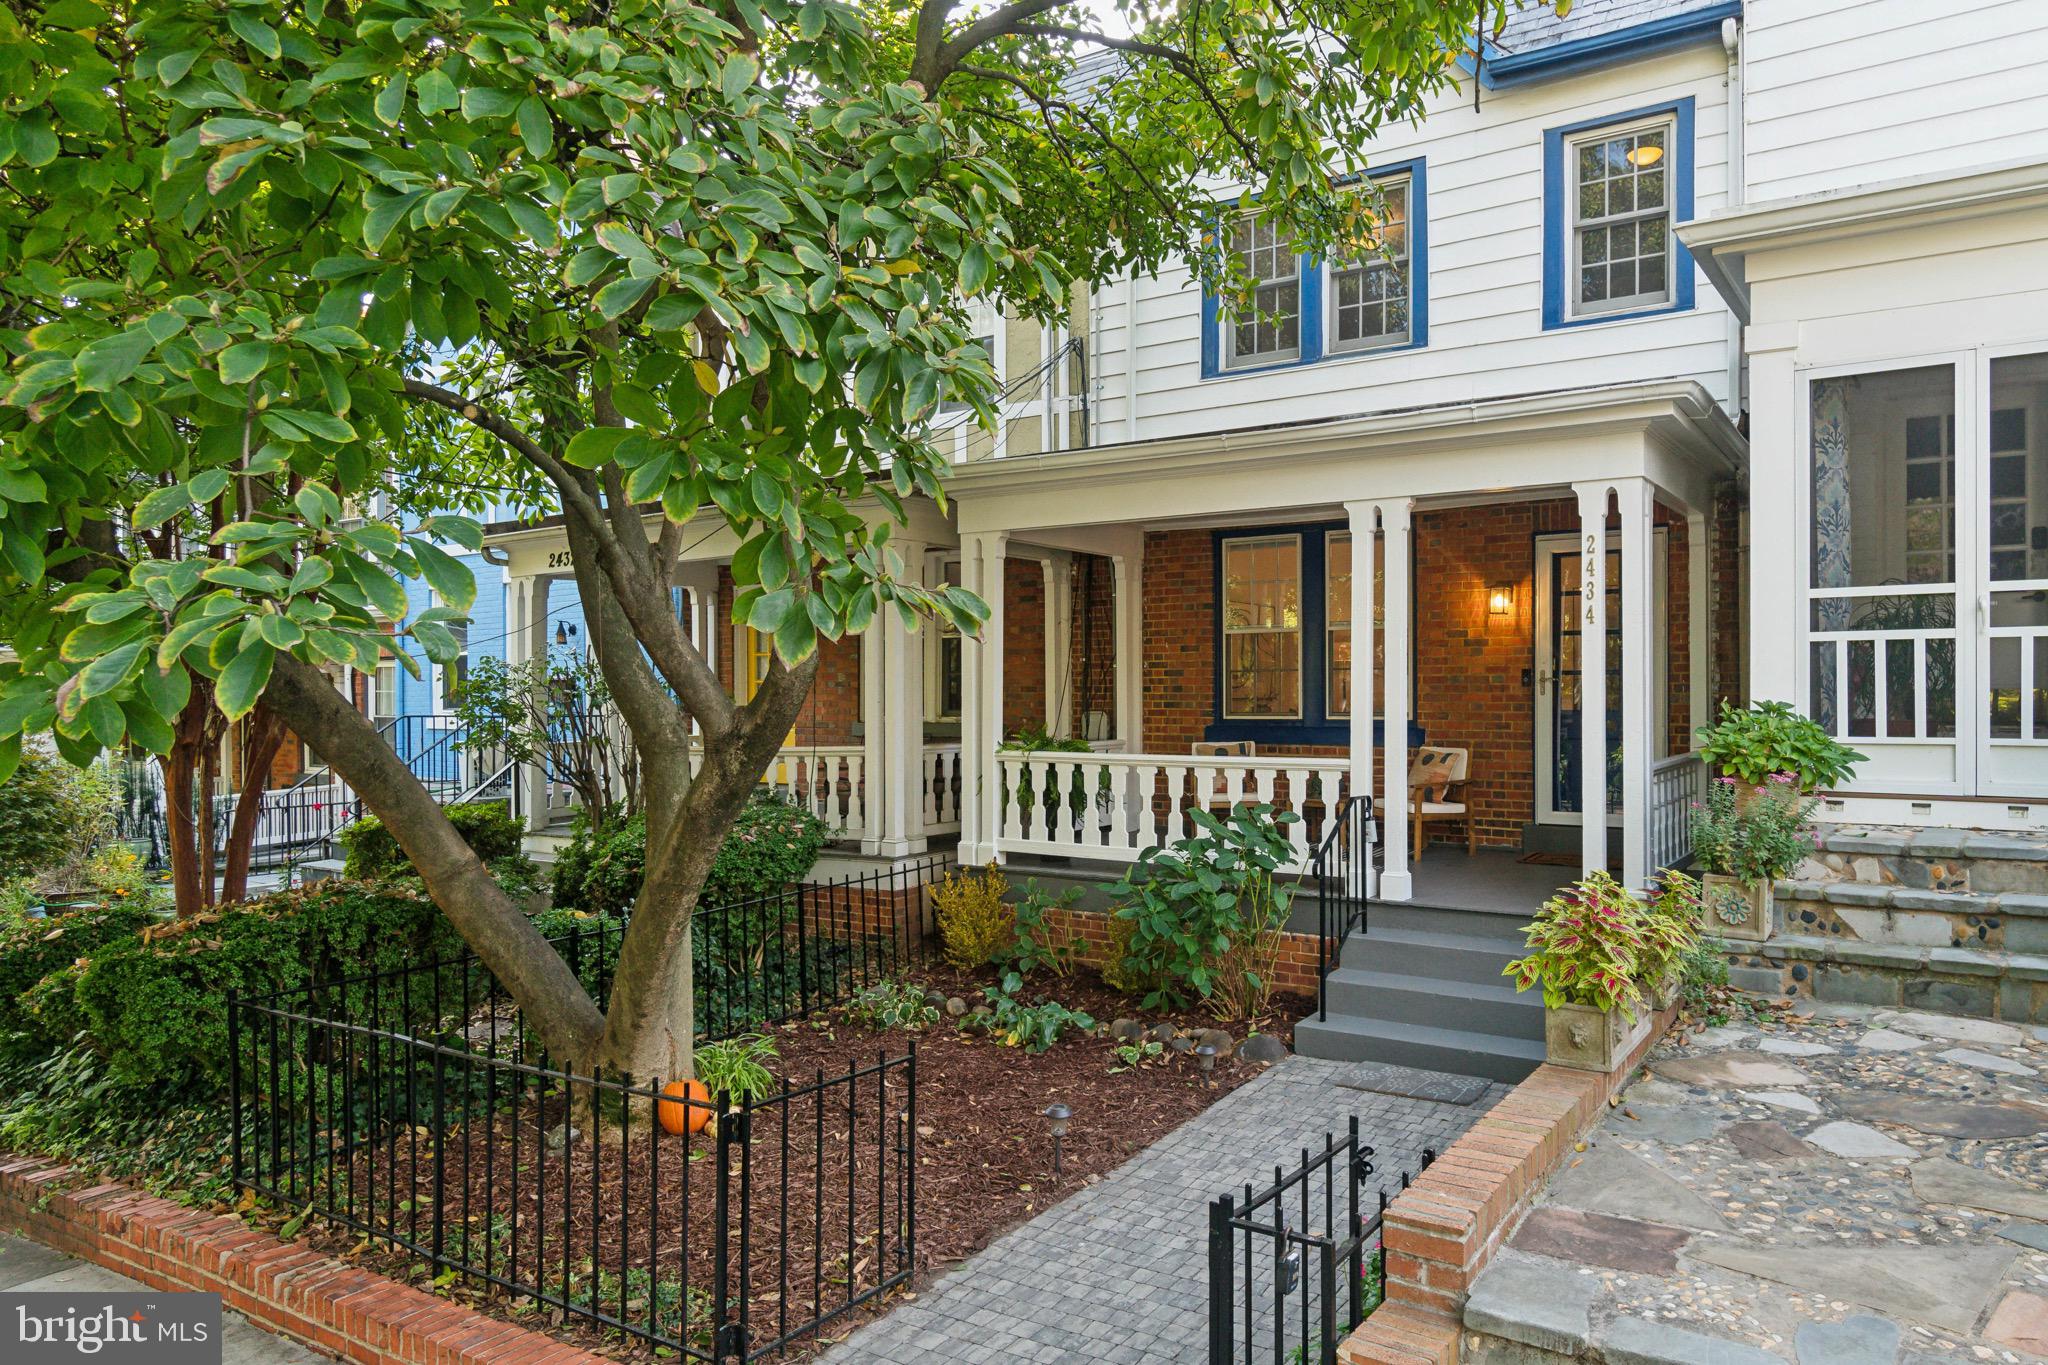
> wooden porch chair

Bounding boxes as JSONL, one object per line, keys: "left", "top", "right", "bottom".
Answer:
{"left": 1408, "top": 746, "right": 1475, "bottom": 861}
{"left": 1192, "top": 740, "right": 1255, "bottom": 813}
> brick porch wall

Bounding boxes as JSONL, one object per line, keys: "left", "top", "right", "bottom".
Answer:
{"left": 716, "top": 566, "right": 862, "bottom": 745}
{"left": 1005, "top": 558, "right": 1047, "bottom": 736}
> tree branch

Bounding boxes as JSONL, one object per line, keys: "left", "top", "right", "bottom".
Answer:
{"left": 930, "top": 0, "right": 1083, "bottom": 85}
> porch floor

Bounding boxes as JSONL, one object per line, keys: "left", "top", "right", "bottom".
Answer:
{"left": 1406, "top": 847, "right": 1575, "bottom": 916}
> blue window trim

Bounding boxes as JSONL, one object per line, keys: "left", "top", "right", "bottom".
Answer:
{"left": 1200, "top": 159, "right": 1428, "bottom": 380}
{"left": 1208, "top": 523, "right": 1347, "bottom": 746}
{"left": 1541, "top": 98, "right": 1696, "bottom": 332}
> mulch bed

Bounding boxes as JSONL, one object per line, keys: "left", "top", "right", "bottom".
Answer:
{"left": 279, "top": 964, "right": 1310, "bottom": 1360}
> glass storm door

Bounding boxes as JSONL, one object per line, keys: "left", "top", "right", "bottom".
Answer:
{"left": 1981, "top": 352, "right": 2048, "bottom": 795}
{"left": 1535, "top": 536, "right": 1621, "bottom": 826}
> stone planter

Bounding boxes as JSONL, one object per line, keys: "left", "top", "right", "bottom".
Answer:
{"left": 1701, "top": 872, "right": 1771, "bottom": 942}
{"left": 1544, "top": 1000, "right": 1653, "bottom": 1073}
{"left": 1651, "top": 968, "right": 1681, "bottom": 1012}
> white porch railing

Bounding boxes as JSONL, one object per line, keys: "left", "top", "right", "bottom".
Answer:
{"left": 990, "top": 751, "right": 1352, "bottom": 871}
{"left": 1649, "top": 751, "right": 1706, "bottom": 874}
{"left": 922, "top": 742, "right": 963, "bottom": 835}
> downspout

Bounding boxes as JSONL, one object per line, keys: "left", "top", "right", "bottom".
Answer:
{"left": 1722, "top": 16, "right": 1744, "bottom": 415}
{"left": 1123, "top": 269, "right": 1138, "bottom": 441}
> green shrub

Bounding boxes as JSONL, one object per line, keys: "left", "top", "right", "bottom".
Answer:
{"left": 0, "top": 1046, "right": 234, "bottom": 1205}
{"left": 0, "top": 746, "right": 112, "bottom": 884}
{"left": 695, "top": 1033, "right": 777, "bottom": 1104}
{"left": 550, "top": 792, "right": 830, "bottom": 917}
{"left": 1097, "top": 910, "right": 1152, "bottom": 997}
{"left": 846, "top": 980, "right": 941, "bottom": 1031}
{"left": 1109, "top": 803, "right": 1298, "bottom": 1017}
{"left": 932, "top": 862, "right": 1012, "bottom": 969}
{"left": 62, "top": 881, "right": 465, "bottom": 1088}
{"left": 340, "top": 801, "right": 529, "bottom": 882}
{"left": 1001, "top": 881, "right": 1083, "bottom": 978}
{"left": 1696, "top": 700, "right": 1864, "bottom": 791}
{"left": 0, "top": 902, "right": 157, "bottom": 1054}
{"left": 969, "top": 976, "right": 1096, "bottom": 1052}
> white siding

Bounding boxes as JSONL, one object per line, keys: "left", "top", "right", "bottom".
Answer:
{"left": 1086, "top": 45, "right": 1736, "bottom": 448}
{"left": 1743, "top": 0, "right": 2048, "bottom": 202}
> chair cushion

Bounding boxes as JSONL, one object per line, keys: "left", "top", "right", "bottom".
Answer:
{"left": 1419, "top": 800, "right": 1465, "bottom": 815}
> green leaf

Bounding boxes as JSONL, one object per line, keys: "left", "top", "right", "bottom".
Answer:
{"left": 593, "top": 274, "right": 654, "bottom": 320}
{"left": 415, "top": 69, "right": 458, "bottom": 116}
{"left": 72, "top": 328, "right": 155, "bottom": 392}
{"left": 721, "top": 54, "right": 760, "bottom": 103}
{"left": 227, "top": 10, "right": 281, "bottom": 58}
{"left": 563, "top": 427, "right": 634, "bottom": 469}
{"left": 218, "top": 340, "right": 273, "bottom": 385}
{"left": 410, "top": 539, "right": 475, "bottom": 614}
{"left": 214, "top": 641, "right": 275, "bottom": 720}
{"left": 515, "top": 98, "right": 552, "bottom": 157}
{"left": 77, "top": 641, "right": 145, "bottom": 701}
{"left": 375, "top": 71, "right": 409, "bottom": 126}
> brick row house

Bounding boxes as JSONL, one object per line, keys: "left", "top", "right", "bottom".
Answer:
{"left": 478, "top": 0, "right": 2048, "bottom": 1067}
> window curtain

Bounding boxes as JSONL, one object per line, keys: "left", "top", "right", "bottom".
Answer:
{"left": 1810, "top": 378, "right": 1854, "bottom": 732}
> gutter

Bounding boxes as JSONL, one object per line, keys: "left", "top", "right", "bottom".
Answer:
{"left": 1484, "top": 2, "right": 1743, "bottom": 86}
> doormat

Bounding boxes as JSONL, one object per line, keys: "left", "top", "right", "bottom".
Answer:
{"left": 1517, "top": 851, "right": 1582, "bottom": 866}
{"left": 1333, "top": 1061, "right": 1494, "bottom": 1107}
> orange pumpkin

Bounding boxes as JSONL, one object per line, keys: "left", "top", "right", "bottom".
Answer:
{"left": 657, "top": 1078, "right": 712, "bottom": 1135}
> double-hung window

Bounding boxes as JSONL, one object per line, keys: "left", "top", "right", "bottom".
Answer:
{"left": 1543, "top": 101, "right": 1693, "bottom": 329}
{"left": 1328, "top": 176, "right": 1412, "bottom": 353}
{"left": 1222, "top": 217, "right": 1301, "bottom": 369}
{"left": 1221, "top": 535, "right": 1303, "bottom": 719}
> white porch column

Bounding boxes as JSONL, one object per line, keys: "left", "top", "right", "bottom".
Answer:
{"left": 1617, "top": 479, "right": 1655, "bottom": 890}
{"left": 1110, "top": 535, "right": 1144, "bottom": 749}
{"left": 1573, "top": 483, "right": 1612, "bottom": 877}
{"left": 1345, "top": 501, "right": 1378, "bottom": 898}
{"left": 1686, "top": 507, "right": 1710, "bottom": 743}
{"left": 960, "top": 531, "right": 1008, "bottom": 862}
{"left": 868, "top": 539, "right": 929, "bottom": 856}
{"left": 1379, "top": 500, "right": 1414, "bottom": 903}
{"left": 1747, "top": 324, "right": 1800, "bottom": 704}
{"left": 1044, "top": 551, "right": 1074, "bottom": 738}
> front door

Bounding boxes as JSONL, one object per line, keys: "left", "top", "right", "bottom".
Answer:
{"left": 1534, "top": 530, "right": 1667, "bottom": 827}
{"left": 1981, "top": 351, "right": 2048, "bottom": 794}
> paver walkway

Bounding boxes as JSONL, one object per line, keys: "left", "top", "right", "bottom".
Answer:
{"left": 0, "top": 1230, "right": 323, "bottom": 1363}
{"left": 823, "top": 1055, "right": 1506, "bottom": 1365}
{"left": 1466, "top": 1006, "right": 2048, "bottom": 1363}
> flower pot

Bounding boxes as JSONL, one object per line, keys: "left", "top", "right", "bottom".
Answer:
{"left": 1651, "top": 968, "right": 1681, "bottom": 1013}
{"left": 1544, "top": 1001, "right": 1652, "bottom": 1073}
{"left": 1701, "top": 872, "right": 1771, "bottom": 942}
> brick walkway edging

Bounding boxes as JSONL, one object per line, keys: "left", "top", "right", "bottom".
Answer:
{"left": 1338, "top": 1002, "right": 1679, "bottom": 1365}
{"left": 0, "top": 1153, "right": 604, "bottom": 1365}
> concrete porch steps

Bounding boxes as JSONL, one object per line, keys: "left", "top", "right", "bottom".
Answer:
{"left": 1294, "top": 904, "right": 1546, "bottom": 1084}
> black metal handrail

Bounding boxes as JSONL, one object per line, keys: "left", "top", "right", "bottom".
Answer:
{"left": 1311, "top": 794, "right": 1374, "bottom": 1022}
{"left": 1207, "top": 1119, "right": 1431, "bottom": 1365}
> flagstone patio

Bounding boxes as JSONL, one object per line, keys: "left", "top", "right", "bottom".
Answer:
{"left": 1465, "top": 1006, "right": 2048, "bottom": 1363}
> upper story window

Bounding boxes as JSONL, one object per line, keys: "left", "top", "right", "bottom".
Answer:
{"left": 1201, "top": 159, "right": 1428, "bottom": 379}
{"left": 1223, "top": 218, "right": 1302, "bottom": 369}
{"left": 1542, "top": 100, "right": 1694, "bottom": 330}
{"left": 1569, "top": 120, "right": 1671, "bottom": 316}
{"left": 1329, "top": 176, "right": 1412, "bottom": 353}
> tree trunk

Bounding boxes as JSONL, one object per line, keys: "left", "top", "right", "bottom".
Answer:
{"left": 263, "top": 653, "right": 608, "bottom": 1065}
{"left": 219, "top": 706, "right": 286, "bottom": 905}
{"left": 592, "top": 655, "right": 817, "bottom": 1085}
{"left": 163, "top": 719, "right": 205, "bottom": 918}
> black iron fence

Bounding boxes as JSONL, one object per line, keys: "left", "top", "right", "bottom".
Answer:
{"left": 1311, "top": 795, "right": 1375, "bottom": 1022}
{"left": 1207, "top": 1118, "right": 1431, "bottom": 1365}
{"left": 227, "top": 856, "right": 950, "bottom": 1358}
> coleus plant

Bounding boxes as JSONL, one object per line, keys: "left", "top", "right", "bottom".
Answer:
{"left": 1503, "top": 871, "right": 1650, "bottom": 1019}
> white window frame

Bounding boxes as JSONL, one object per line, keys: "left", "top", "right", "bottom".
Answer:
{"left": 923, "top": 555, "right": 964, "bottom": 722}
{"left": 1565, "top": 115, "right": 1675, "bottom": 321}
{"left": 1221, "top": 215, "right": 1302, "bottom": 371}
{"left": 1325, "top": 175, "right": 1412, "bottom": 355}
{"left": 1220, "top": 533, "right": 1305, "bottom": 721}
{"left": 1325, "top": 531, "right": 1353, "bottom": 719}
{"left": 371, "top": 659, "right": 398, "bottom": 721}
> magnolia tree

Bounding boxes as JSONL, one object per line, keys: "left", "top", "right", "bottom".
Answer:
{"left": 0, "top": 0, "right": 1539, "bottom": 1081}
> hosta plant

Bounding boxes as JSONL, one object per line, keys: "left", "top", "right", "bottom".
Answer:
{"left": 1503, "top": 872, "right": 1649, "bottom": 1020}
{"left": 1696, "top": 701, "right": 1864, "bottom": 791}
